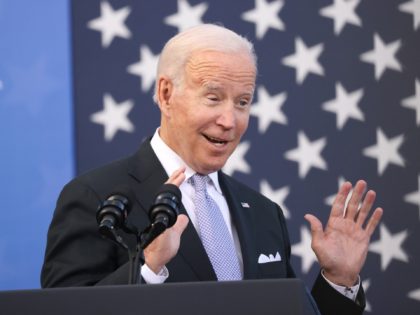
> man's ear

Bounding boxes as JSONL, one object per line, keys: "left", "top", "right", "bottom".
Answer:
{"left": 156, "top": 76, "right": 174, "bottom": 117}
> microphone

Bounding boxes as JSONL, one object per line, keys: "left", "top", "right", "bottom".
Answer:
{"left": 141, "top": 183, "right": 182, "bottom": 249}
{"left": 96, "top": 186, "right": 135, "bottom": 243}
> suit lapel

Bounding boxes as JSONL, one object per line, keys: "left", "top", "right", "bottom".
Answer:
{"left": 127, "top": 139, "right": 216, "bottom": 281}
{"left": 218, "top": 172, "right": 259, "bottom": 279}
{"left": 126, "top": 139, "right": 168, "bottom": 231}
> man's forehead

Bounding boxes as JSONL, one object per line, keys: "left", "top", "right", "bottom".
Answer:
{"left": 181, "top": 50, "right": 255, "bottom": 94}
{"left": 187, "top": 50, "right": 255, "bottom": 71}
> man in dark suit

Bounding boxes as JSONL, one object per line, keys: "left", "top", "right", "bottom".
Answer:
{"left": 41, "top": 24, "right": 383, "bottom": 315}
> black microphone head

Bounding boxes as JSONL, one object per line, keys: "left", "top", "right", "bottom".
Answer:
{"left": 96, "top": 185, "right": 135, "bottom": 230}
{"left": 149, "top": 184, "right": 182, "bottom": 228}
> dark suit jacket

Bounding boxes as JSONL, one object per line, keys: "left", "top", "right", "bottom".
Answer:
{"left": 41, "top": 139, "right": 365, "bottom": 315}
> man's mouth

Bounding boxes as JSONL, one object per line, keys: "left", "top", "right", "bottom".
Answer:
{"left": 203, "top": 134, "right": 228, "bottom": 145}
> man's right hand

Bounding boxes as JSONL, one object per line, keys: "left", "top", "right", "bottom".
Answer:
{"left": 143, "top": 167, "right": 189, "bottom": 274}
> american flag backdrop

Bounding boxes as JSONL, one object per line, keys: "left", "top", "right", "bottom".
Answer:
{"left": 71, "top": 0, "right": 420, "bottom": 314}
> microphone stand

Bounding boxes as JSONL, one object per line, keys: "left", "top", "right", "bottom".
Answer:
{"left": 101, "top": 211, "right": 177, "bottom": 283}
{"left": 99, "top": 226, "right": 139, "bottom": 284}
{"left": 129, "top": 221, "right": 168, "bottom": 284}
{"left": 105, "top": 221, "right": 168, "bottom": 284}
{"left": 131, "top": 239, "right": 144, "bottom": 284}
{"left": 122, "top": 223, "right": 145, "bottom": 285}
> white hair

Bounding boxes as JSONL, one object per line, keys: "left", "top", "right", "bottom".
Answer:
{"left": 153, "top": 24, "right": 257, "bottom": 103}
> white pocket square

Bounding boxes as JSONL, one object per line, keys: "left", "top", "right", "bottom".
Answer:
{"left": 258, "top": 252, "right": 282, "bottom": 264}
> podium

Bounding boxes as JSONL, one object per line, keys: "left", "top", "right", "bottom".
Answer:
{"left": 0, "top": 279, "right": 319, "bottom": 315}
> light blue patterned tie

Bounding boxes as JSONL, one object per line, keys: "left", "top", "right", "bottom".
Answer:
{"left": 191, "top": 174, "right": 242, "bottom": 281}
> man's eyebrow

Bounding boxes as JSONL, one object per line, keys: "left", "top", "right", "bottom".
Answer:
{"left": 202, "top": 82, "right": 223, "bottom": 91}
{"left": 201, "top": 82, "right": 255, "bottom": 97}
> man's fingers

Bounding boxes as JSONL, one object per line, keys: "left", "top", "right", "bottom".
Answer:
{"left": 345, "top": 180, "right": 366, "bottom": 220}
{"left": 330, "top": 182, "right": 352, "bottom": 218}
{"left": 173, "top": 214, "right": 189, "bottom": 235}
{"left": 304, "top": 214, "right": 323, "bottom": 241}
{"left": 356, "top": 190, "right": 376, "bottom": 227}
{"left": 166, "top": 166, "right": 186, "bottom": 186}
{"left": 365, "top": 208, "right": 383, "bottom": 236}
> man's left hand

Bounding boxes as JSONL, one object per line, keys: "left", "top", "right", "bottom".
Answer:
{"left": 305, "top": 180, "right": 383, "bottom": 287}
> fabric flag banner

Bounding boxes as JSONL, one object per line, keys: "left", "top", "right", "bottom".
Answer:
{"left": 72, "top": 1, "right": 420, "bottom": 314}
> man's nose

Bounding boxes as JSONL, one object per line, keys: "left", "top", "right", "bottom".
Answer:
{"left": 216, "top": 105, "right": 236, "bottom": 129}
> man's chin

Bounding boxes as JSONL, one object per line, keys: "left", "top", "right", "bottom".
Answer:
{"left": 193, "top": 160, "right": 228, "bottom": 175}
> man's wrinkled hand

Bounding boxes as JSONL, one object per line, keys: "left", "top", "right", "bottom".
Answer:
{"left": 305, "top": 180, "right": 383, "bottom": 287}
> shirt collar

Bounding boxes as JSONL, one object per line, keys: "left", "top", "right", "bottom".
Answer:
{"left": 150, "top": 128, "right": 223, "bottom": 194}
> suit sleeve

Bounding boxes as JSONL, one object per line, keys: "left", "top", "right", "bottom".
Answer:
{"left": 312, "top": 272, "right": 365, "bottom": 315}
{"left": 41, "top": 179, "right": 132, "bottom": 287}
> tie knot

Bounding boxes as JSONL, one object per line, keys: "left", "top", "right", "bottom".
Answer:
{"left": 191, "top": 174, "right": 209, "bottom": 192}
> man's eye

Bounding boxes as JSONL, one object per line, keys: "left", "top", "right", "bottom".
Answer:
{"left": 207, "top": 96, "right": 219, "bottom": 102}
{"left": 239, "top": 100, "right": 250, "bottom": 107}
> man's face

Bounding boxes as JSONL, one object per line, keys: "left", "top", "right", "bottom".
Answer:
{"left": 160, "top": 50, "right": 256, "bottom": 174}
